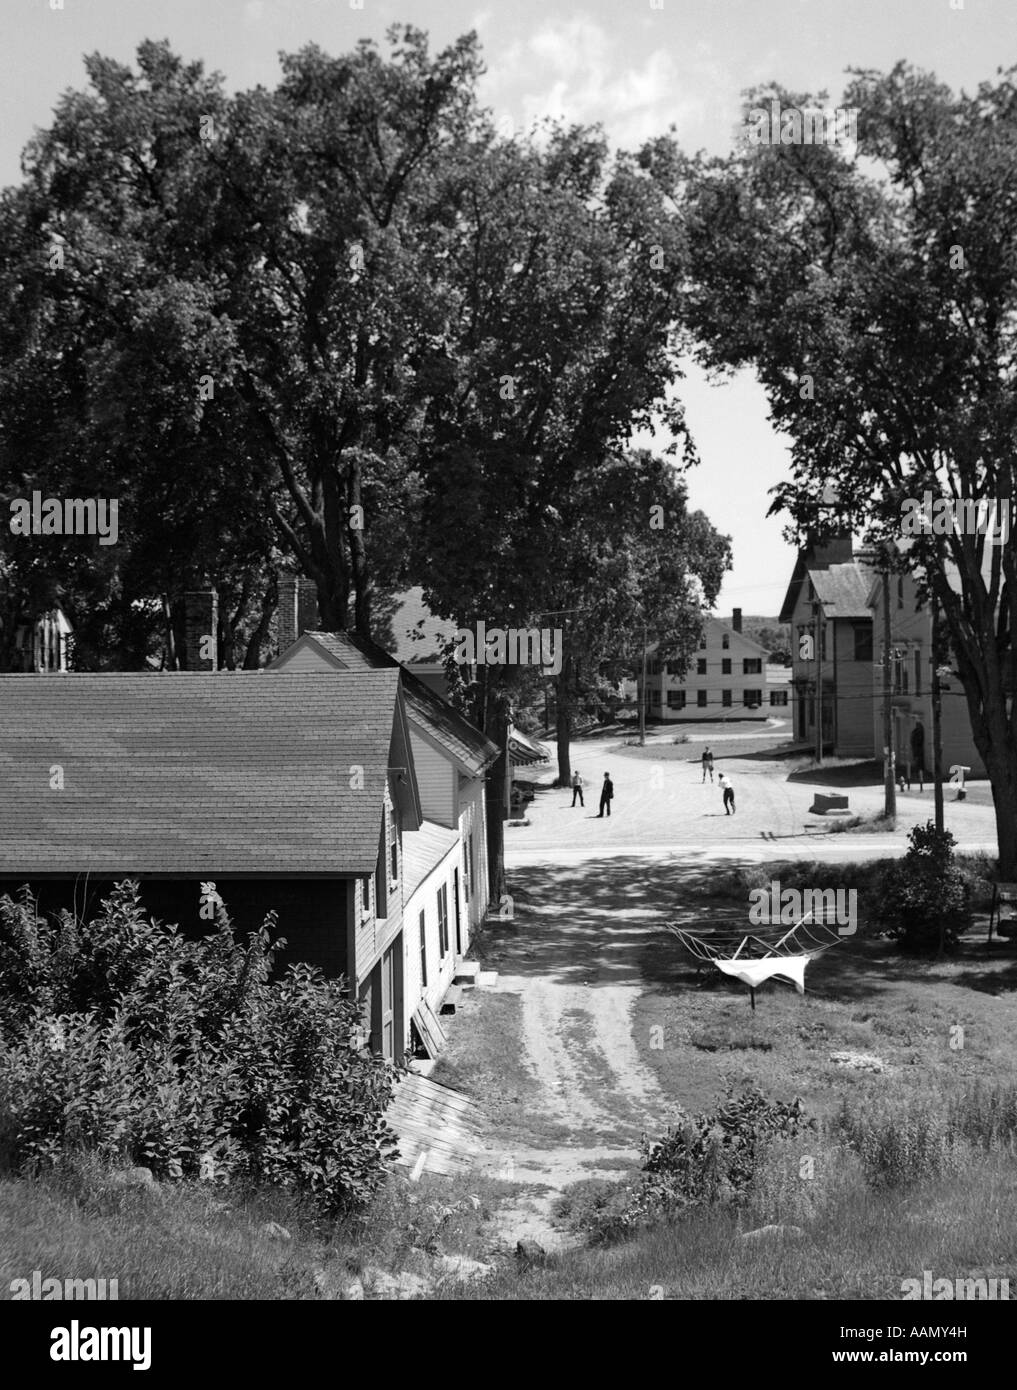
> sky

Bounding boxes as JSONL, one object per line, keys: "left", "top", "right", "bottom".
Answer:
{"left": 3, "top": 0, "right": 1015, "bottom": 616}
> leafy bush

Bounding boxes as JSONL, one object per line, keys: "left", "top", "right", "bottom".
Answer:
{"left": 564, "top": 1084, "right": 815, "bottom": 1243}
{"left": 876, "top": 822, "right": 972, "bottom": 952}
{"left": 0, "top": 883, "right": 396, "bottom": 1214}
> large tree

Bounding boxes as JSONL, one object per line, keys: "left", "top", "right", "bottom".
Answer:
{"left": 675, "top": 65, "right": 1017, "bottom": 877}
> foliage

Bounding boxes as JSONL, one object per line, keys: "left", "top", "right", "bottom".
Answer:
{"left": 566, "top": 1084, "right": 815, "bottom": 1243}
{"left": 876, "top": 822, "right": 972, "bottom": 951}
{"left": 0, "top": 884, "right": 395, "bottom": 1214}
{"left": 829, "top": 1084, "right": 1017, "bottom": 1189}
{"left": 675, "top": 64, "right": 1017, "bottom": 875}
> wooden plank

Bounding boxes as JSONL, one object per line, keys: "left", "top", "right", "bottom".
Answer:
{"left": 411, "top": 1002, "right": 447, "bottom": 1059}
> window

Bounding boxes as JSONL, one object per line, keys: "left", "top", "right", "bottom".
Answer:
{"left": 722, "top": 634, "right": 730, "bottom": 649}
{"left": 362, "top": 875, "right": 373, "bottom": 918}
{"left": 743, "top": 658, "right": 762, "bottom": 675}
{"left": 697, "top": 658, "right": 707, "bottom": 675}
{"left": 667, "top": 690, "right": 686, "bottom": 709}
{"left": 647, "top": 660, "right": 661, "bottom": 675}
{"left": 463, "top": 838, "right": 472, "bottom": 903}
{"left": 722, "top": 690, "right": 732, "bottom": 708}
{"left": 721, "top": 658, "right": 731, "bottom": 675}
{"left": 650, "top": 689, "right": 661, "bottom": 706}
{"left": 666, "top": 660, "right": 683, "bottom": 675}
{"left": 389, "top": 807, "right": 398, "bottom": 885}
{"left": 914, "top": 648, "right": 922, "bottom": 696}
{"left": 419, "top": 910, "right": 428, "bottom": 988}
{"left": 769, "top": 690, "right": 789, "bottom": 706}
{"left": 697, "top": 690, "right": 708, "bottom": 708}
{"left": 853, "top": 624, "right": 873, "bottom": 663}
{"left": 744, "top": 689, "right": 762, "bottom": 707}
{"left": 437, "top": 884, "right": 449, "bottom": 958}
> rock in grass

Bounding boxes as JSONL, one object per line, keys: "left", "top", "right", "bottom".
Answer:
{"left": 433, "top": 1254, "right": 495, "bottom": 1282}
{"left": 829, "top": 1050, "right": 887, "bottom": 1072}
{"left": 109, "top": 1166, "right": 156, "bottom": 1190}
{"left": 515, "top": 1239, "right": 547, "bottom": 1266}
{"left": 260, "top": 1222, "right": 292, "bottom": 1241}
{"left": 740, "top": 1224, "right": 806, "bottom": 1242}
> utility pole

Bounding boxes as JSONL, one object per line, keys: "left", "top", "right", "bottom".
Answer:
{"left": 813, "top": 599, "right": 823, "bottom": 766}
{"left": 931, "top": 589, "right": 944, "bottom": 834}
{"left": 882, "top": 562, "right": 897, "bottom": 819}
{"left": 639, "top": 619, "right": 648, "bottom": 747}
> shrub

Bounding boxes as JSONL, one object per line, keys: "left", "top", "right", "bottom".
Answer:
{"left": 0, "top": 883, "right": 396, "bottom": 1215}
{"left": 876, "top": 823, "right": 972, "bottom": 952}
{"left": 566, "top": 1084, "right": 816, "bottom": 1243}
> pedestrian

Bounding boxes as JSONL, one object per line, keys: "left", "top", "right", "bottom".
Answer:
{"left": 571, "top": 770, "right": 584, "bottom": 807}
{"left": 719, "top": 772, "right": 735, "bottom": 815}
{"left": 910, "top": 721, "right": 926, "bottom": 793}
{"left": 598, "top": 771, "right": 614, "bottom": 818}
{"left": 702, "top": 745, "right": 714, "bottom": 783}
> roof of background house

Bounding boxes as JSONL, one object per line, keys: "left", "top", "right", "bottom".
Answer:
{"left": 810, "top": 561, "right": 876, "bottom": 619}
{"left": 402, "top": 819, "right": 460, "bottom": 900}
{"left": 279, "top": 630, "right": 499, "bottom": 776}
{"left": 0, "top": 671, "right": 408, "bottom": 877}
{"left": 385, "top": 587, "right": 457, "bottom": 665}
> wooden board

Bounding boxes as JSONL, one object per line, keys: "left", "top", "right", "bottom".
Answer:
{"left": 387, "top": 1073, "right": 483, "bottom": 1177}
{"left": 411, "top": 1000, "right": 448, "bottom": 1059}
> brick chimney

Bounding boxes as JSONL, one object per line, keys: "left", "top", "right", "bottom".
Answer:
{"left": 732, "top": 608, "right": 742, "bottom": 634}
{"left": 278, "top": 574, "right": 320, "bottom": 653}
{"left": 184, "top": 590, "right": 218, "bottom": 671}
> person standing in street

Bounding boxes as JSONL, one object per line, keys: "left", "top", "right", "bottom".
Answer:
{"left": 571, "top": 770, "right": 584, "bottom": 807}
{"left": 598, "top": 772, "right": 614, "bottom": 818}
{"left": 702, "top": 745, "right": 714, "bottom": 783}
{"left": 719, "top": 772, "right": 735, "bottom": 815}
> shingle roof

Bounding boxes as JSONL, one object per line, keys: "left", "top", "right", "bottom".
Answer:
{"left": 0, "top": 671, "right": 402, "bottom": 877}
{"left": 295, "top": 631, "right": 499, "bottom": 775}
{"left": 402, "top": 820, "right": 459, "bottom": 900}
{"left": 810, "top": 561, "right": 875, "bottom": 619}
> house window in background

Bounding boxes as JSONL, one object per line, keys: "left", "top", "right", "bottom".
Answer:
{"left": 419, "top": 910, "right": 427, "bottom": 988}
{"left": 697, "top": 690, "right": 708, "bottom": 708}
{"left": 722, "top": 690, "right": 732, "bottom": 708}
{"left": 854, "top": 624, "right": 873, "bottom": 663}
{"left": 437, "top": 884, "right": 449, "bottom": 958}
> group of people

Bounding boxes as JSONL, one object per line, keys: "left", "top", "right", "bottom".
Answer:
{"left": 570, "top": 770, "right": 614, "bottom": 816}
{"left": 568, "top": 746, "right": 736, "bottom": 818}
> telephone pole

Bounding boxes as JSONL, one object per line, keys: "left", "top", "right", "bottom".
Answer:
{"left": 639, "top": 619, "right": 648, "bottom": 746}
{"left": 813, "top": 599, "right": 823, "bottom": 766}
{"left": 931, "top": 589, "right": 945, "bottom": 834}
{"left": 882, "top": 561, "right": 897, "bottom": 819}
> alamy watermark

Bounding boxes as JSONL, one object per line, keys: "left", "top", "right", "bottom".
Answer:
{"left": 900, "top": 491, "right": 1011, "bottom": 544}
{"left": 748, "top": 880, "right": 857, "bottom": 936}
{"left": 744, "top": 100, "right": 858, "bottom": 147}
{"left": 10, "top": 1269, "right": 119, "bottom": 1299}
{"left": 452, "top": 622, "right": 562, "bottom": 675}
{"left": 900, "top": 1270, "right": 1009, "bottom": 1300}
{"left": 8, "top": 491, "right": 119, "bottom": 546}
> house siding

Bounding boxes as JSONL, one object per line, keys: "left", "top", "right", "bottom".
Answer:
{"left": 402, "top": 848, "right": 462, "bottom": 1053}
{"left": 409, "top": 728, "right": 456, "bottom": 826}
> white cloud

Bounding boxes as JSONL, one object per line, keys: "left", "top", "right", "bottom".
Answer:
{"left": 480, "top": 15, "right": 729, "bottom": 152}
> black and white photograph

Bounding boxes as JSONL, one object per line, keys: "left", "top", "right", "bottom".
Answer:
{"left": 0, "top": 0, "right": 1014, "bottom": 1359}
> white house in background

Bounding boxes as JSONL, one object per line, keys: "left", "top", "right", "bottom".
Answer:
{"left": 866, "top": 564, "right": 985, "bottom": 779}
{"left": 639, "top": 609, "right": 783, "bottom": 722}
{"left": 269, "top": 630, "right": 500, "bottom": 1056}
{"left": 14, "top": 607, "right": 73, "bottom": 672}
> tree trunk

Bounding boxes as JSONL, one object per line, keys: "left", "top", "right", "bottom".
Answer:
{"left": 348, "top": 457, "right": 372, "bottom": 638}
{"left": 555, "top": 678, "right": 572, "bottom": 787}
